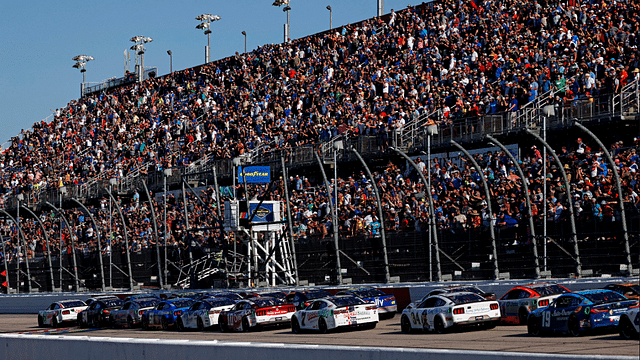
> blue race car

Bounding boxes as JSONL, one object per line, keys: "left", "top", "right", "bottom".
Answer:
{"left": 142, "top": 298, "right": 195, "bottom": 330}
{"left": 336, "top": 287, "right": 397, "bottom": 318}
{"left": 528, "top": 289, "right": 639, "bottom": 336}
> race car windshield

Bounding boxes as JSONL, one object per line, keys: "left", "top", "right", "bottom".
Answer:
{"left": 212, "top": 293, "right": 243, "bottom": 300}
{"left": 447, "top": 286, "right": 482, "bottom": 295}
{"left": 304, "top": 290, "right": 332, "bottom": 300}
{"left": 352, "top": 289, "right": 385, "bottom": 298}
{"left": 205, "top": 298, "right": 235, "bottom": 307}
{"left": 61, "top": 300, "right": 86, "bottom": 307}
{"left": 137, "top": 299, "right": 160, "bottom": 308}
{"left": 446, "top": 293, "right": 485, "bottom": 304}
{"left": 582, "top": 291, "right": 627, "bottom": 304}
{"left": 533, "top": 285, "right": 569, "bottom": 296}
{"left": 629, "top": 284, "right": 640, "bottom": 294}
{"left": 171, "top": 299, "right": 195, "bottom": 308}
{"left": 103, "top": 299, "right": 125, "bottom": 308}
{"left": 254, "top": 298, "right": 283, "bottom": 308}
{"left": 331, "top": 297, "right": 365, "bottom": 307}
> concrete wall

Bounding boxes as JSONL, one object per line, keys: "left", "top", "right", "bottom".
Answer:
{"left": 0, "top": 334, "right": 635, "bottom": 360}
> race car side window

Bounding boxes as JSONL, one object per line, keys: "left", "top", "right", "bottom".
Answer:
{"left": 156, "top": 303, "right": 165, "bottom": 310}
{"left": 434, "top": 298, "right": 447, "bottom": 307}
{"left": 48, "top": 304, "right": 56, "bottom": 310}
{"left": 504, "top": 289, "right": 523, "bottom": 300}
{"left": 421, "top": 297, "right": 439, "bottom": 308}
{"left": 518, "top": 290, "right": 531, "bottom": 299}
{"left": 308, "top": 301, "right": 322, "bottom": 310}
{"left": 318, "top": 302, "right": 328, "bottom": 309}
{"left": 554, "top": 297, "right": 572, "bottom": 308}
{"left": 122, "top": 303, "right": 130, "bottom": 310}
{"left": 569, "top": 297, "right": 581, "bottom": 307}
{"left": 244, "top": 303, "right": 253, "bottom": 310}
{"left": 189, "top": 302, "right": 200, "bottom": 311}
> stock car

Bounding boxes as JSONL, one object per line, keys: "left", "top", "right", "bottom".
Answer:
{"left": 176, "top": 297, "right": 236, "bottom": 331}
{"left": 291, "top": 295, "right": 379, "bottom": 334}
{"left": 604, "top": 283, "right": 640, "bottom": 300}
{"left": 401, "top": 292, "right": 501, "bottom": 334}
{"left": 219, "top": 297, "right": 295, "bottom": 332}
{"left": 406, "top": 285, "right": 496, "bottom": 309}
{"left": 109, "top": 297, "right": 160, "bottom": 328}
{"left": 78, "top": 297, "right": 125, "bottom": 328}
{"left": 527, "top": 289, "right": 639, "bottom": 337}
{"left": 142, "top": 298, "right": 195, "bottom": 330}
{"left": 84, "top": 295, "right": 119, "bottom": 307}
{"left": 336, "top": 288, "right": 397, "bottom": 318}
{"left": 619, "top": 304, "right": 640, "bottom": 340}
{"left": 499, "top": 283, "right": 571, "bottom": 325}
{"left": 38, "top": 299, "right": 88, "bottom": 327}
{"left": 286, "top": 290, "right": 333, "bottom": 310}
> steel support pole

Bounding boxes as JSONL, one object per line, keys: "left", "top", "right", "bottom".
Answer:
{"left": 21, "top": 206, "right": 55, "bottom": 292}
{"left": 69, "top": 198, "right": 105, "bottom": 291}
{"left": 142, "top": 181, "right": 164, "bottom": 288}
{"left": 486, "top": 136, "right": 540, "bottom": 278}
{"left": 574, "top": 122, "right": 631, "bottom": 273}
{"left": 182, "top": 182, "right": 193, "bottom": 267}
{"left": 44, "top": 202, "right": 80, "bottom": 291}
{"left": 526, "top": 129, "right": 582, "bottom": 276}
{"left": 104, "top": 191, "right": 135, "bottom": 290}
{"left": 163, "top": 174, "right": 168, "bottom": 288}
{"left": 1, "top": 213, "right": 10, "bottom": 293}
{"left": 450, "top": 141, "right": 500, "bottom": 280}
{"left": 0, "top": 209, "right": 31, "bottom": 293}
{"left": 314, "top": 151, "right": 342, "bottom": 284}
{"left": 390, "top": 147, "right": 442, "bottom": 281}
{"left": 281, "top": 155, "right": 299, "bottom": 285}
{"left": 16, "top": 203, "right": 32, "bottom": 293}
{"left": 351, "top": 148, "right": 391, "bottom": 283}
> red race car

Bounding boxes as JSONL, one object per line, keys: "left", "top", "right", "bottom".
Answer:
{"left": 499, "top": 283, "right": 570, "bottom": 325}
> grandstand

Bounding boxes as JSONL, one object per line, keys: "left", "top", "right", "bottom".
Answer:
{"left": 1, "top": 0, "right": 639, "bottom": 292}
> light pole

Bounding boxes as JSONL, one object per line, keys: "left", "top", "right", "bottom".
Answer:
{"left": 242, "top": 31, "right": 247, "bottom": 54}
{"left": 72, "top": 54, "right": 94, "bottom": 97}
{"left": 167, "top": 50, "right": 172, "bottom": 74}
{"left": 130, "top": 36, "right": 153, "bottom": 83}
{"left": 326, "top": 5, "right": 332, "bottom": 30}
{"left": 273, "top": 0, "right": 291, "bottom": 43}
{"left": 196, "top": 14, "right": 221, "bottom": 64}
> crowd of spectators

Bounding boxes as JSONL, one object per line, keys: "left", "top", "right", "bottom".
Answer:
{"left": 1, "top": 0, "right": 639, "bottom": 264}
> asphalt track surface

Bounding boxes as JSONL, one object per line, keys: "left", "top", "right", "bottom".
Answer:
{"left": 1, "top": 314, "right": 637, "bottom": 357}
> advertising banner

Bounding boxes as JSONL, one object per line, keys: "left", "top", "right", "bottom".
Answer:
{"left": 238, "top": 166, "right": 271, "bottom": 184}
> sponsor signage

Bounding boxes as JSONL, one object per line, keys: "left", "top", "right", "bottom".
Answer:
{"left": 238, "top": 166, "right": 271, "bottom": 184}
{"left": 249, "top": 203, "right": 275, "bottom": 223}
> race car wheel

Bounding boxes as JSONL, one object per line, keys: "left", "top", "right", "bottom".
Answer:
{"left": 176, "top": 318, "right": 185, "bottom": 332}
{"left": 291, "top": 317, "right": 301, "bottom": 334}
{"left": 142, "top": 317, "right": 149, "bottom": 330}
{"left": 241, "top": 317, "right": 250, "bottom": 332}
{"left": 568, "top": 316, "right": 580, "bottom": 337}
{"left": 127, "top": 316, "right": 134, "bottom": 329}
{"left": 77, "top": 314, "right": 84, "bottom": 328}
{"left": 619, "top": 316, "right": 638, "bottom": 340}
{"left": 197, "top": 318, "right": 204, "bottom": 331}
{"left": 484, "top": 320, "right": 497, "bottom": 330}
{"left": 219, "top": 318, "right": 228, "bottom": 332}
{"left": 434, "top": 317, "right": 446, "bottom": 334}
{"left": 518, "top": 308, "right": 529, "bottom": 325}
{"left": 400, "top": 315, "right": 412, "bottom": 334}
{"left": 318, "top": 318, "right": 328, "bottom": 334}
{"left": 527, "top": 317, "right": 540, "bottom": 336}
{"left": 363, "top": 322, "right": 377, "bottom": 330}
{"left": 161, "top": 317, "right": 170, "bottom": 331}
{"left": 52, "top": 317, "right": 60, "bottom": 328}
{"left": 38, "top": 315, "right": 44, "bottom": 328}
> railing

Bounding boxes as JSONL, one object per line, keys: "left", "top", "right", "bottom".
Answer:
{"left": 83, "top": 67, "right": 159, "bottom": 97}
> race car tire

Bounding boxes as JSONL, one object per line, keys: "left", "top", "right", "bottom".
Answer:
{"left": 142, "top": 317, "right": 149, "bottom": 330}
{"left": 291, "top": 317, "right": 301, "bottom": 334}
{"left": 527, "top": 317, "right": 540, "bottom": 336}
{"left": 518, "top": 308, "right": 529, "bottom": 325}
{"left": 568, "top": 316, "right": 580, "bottom": 337}
{"left": 434, "top": 317, "right": 446, "bottom": 334}
{"left": 318, "top": 318, "right": 328, "bottom": 334}
{"left": 363, "top": 322, "right": 377, "bottom": 330}
{"left": 52, "top": 317, "right": 60, "bottom": 328}
{"left": 400, "top": 315, "right": 412, "bottom": 334}
{"left": 127, "top": 316, "right": 134, "bottom": 329}
{"left": 484, "top": 320, "right": 497, "bottom": 330}
{"left": 77, "top": 314, "right": 84, "bottom": 328}
{"left": 619, "top": 316, "right": 638, "bottom": 340}
{"left": 219, "top": 318, "right": 228, "bottom": 332}
{"left": 197, "top": 318, "right": 204, "bottom": 331}
{"left": 241, "top": 317, "right": 250, "bottom": 332}
{"left": 38, "top": 315, "right": 44, "bottom": 328}
{"left": 177, "top": 318, "right": 185, "bottom": 332}
{"left": 161, "top": 317, "right": 170, "bottom": 331}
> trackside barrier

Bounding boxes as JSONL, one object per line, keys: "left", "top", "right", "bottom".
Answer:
{"left": 0, "top": 335, "right": 635, "bottom": 360}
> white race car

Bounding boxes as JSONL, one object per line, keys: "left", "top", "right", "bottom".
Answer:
{"left": 291, "top": 295, "right": 379, "bottom": 334}
{"left": 401, "top": 292, "right": 500, "bottom": 334}
{"left": 619, "top": 305, "right": 640, "bottom": 340}
{"left": 38, "top": 299, "right": 88, "bottom": 327}
{"left": 177, "top": 297, "right": 236, "bottom": 331}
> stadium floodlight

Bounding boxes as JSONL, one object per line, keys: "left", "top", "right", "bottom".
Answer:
{"left": 130, "top": 36, "right": 144, "bottom": 43}
{"left": 326, "top": 5, "right": 332, "bottom": 30}
{"left": 143, "top": 37, "right": 153, "bottom": 43}
{"left": 242, "top": 31, "right": 247, "bottom": 53}
{"left": 72, "top": 54, "right": 94, "bottom": 97}
{"left": 272, "top": 0, "right": 291, "bottom": 42}
{"left": 195, "top": 13, "right": 221, "bottom": 64}
{"left": 129, "top": 35, "right": 152, "bottom": 83}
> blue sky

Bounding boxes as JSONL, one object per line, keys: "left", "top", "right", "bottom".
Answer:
{"left": 0, "top": 0, "right": 421, "bottom": 148}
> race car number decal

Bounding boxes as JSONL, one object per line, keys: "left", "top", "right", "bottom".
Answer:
{"left": 542, "top": 312, "right": 551, "bottom": 327}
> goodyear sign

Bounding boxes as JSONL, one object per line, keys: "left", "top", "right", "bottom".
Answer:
{"left": 238, "top": 166, "right": 271, "bottom": 184}
{"left": 249, "top": 203, "right": 275, "bottom": 223}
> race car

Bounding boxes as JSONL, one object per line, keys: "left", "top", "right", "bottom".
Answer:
{"left": 400, "top": 292, "right": 501, "bottom": 334}
{"left": 124, "top": 293, "right": 160, "bottom": 302}
{"left": 619, "top": 304, "right": 640, "bottom": 340}
{"left": 38, "top": 299, "right": 87, "bottom": 327}
{"left": 499, "top": 283, "right": 570, "bottom": 325}
{"left": 336, "top": 287, "right": 397, "bottom": 318}
{"left": 604, "top": 283, "right": 640, "bottom": 300}
{"left": 406, "top": 285, "right": 496, "bottom": 310}
{"left": 291, "top": 295, "right": 378, "bottom": 334}
{"left": 527, "top": 289, "right": 639, "bottom": 337}
{"left": 207, "top": 291, "right": 245, "bottom": 301}
{"left": 176, "top": 297, "right": 236, "bottom": 331}
{"left": 219, "top": 297, "right": 295, "bottom": 332}
{"left": 142, "top": 298, "right": 195, "bottom": 330}
{"left": 286, "top": 289, "right": 332, "bottom": 310}
{"left": 78, "top": 297, "right": 125, "bottom": 328}
{"left": 109, "top": 297, "right": 160, "bottom": 328}
{"left": 84, "top": 295, "right": 119, "bottom": 307}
